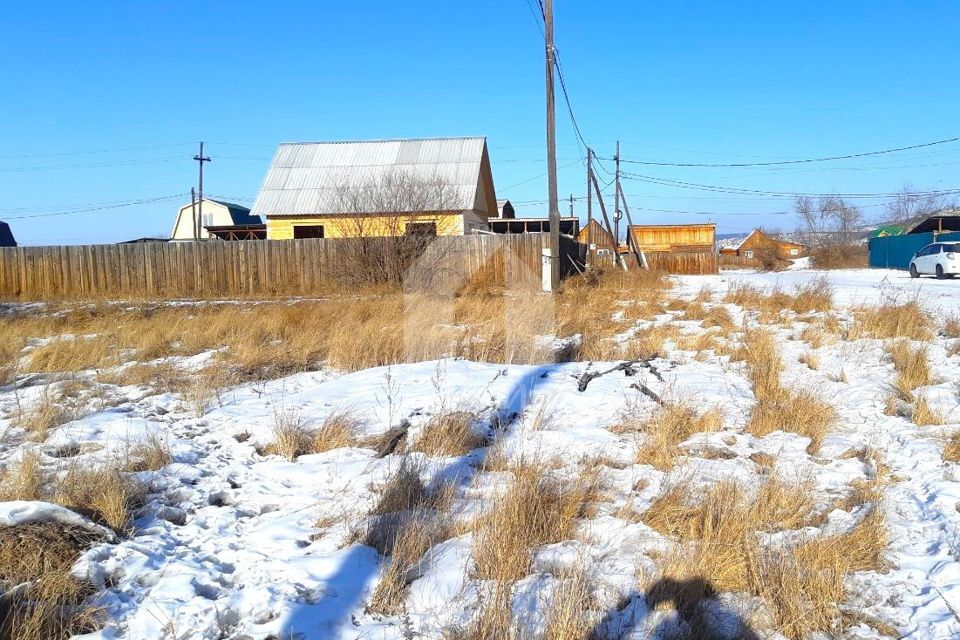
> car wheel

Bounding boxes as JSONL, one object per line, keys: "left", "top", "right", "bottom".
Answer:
{"left": 936, "top": 264, "right": 945, "bottom": 279}
{"left": 910, "top": 264, "right": 919, "bottom": 278}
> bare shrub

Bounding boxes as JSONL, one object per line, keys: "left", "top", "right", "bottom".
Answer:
{"left": 809, "top": 243, "right": 868, "bottom": 269}
{"left": 472, "top": 461, "right": 600, "bottom": 582}
{"left": 411, "top": 410, "right": 482, "bottom": 457}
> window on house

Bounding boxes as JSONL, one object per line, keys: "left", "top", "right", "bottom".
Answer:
{"left": 744, "top": 250, "right": 754, "bottom": 259}
{"left": 405, "top": 222, "right": 437, "bottom": 236}
{"left": 293, "top": 225, "right": 324, "bottom": 239}
{"left": 790, "top": 248, "right": 799, "bottom": 256}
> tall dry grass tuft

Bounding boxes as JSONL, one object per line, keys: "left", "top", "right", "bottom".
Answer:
{"left": 887, "top": 340, "right": 933, "bottom": 400}
{"left": 472, "top": 461, "right": 601, "bottom": 582}
{"left": 54, "top": 466, "right": 145, "bottom": 535}
{"left": 747, "top": 388, "right": 836, "bottom": 454}
{"left": 0, "top": 522, "right": 103, "bottom": 640}
{"left": 11, "top": 388, "right": 77, "bottom": 441}
{"left": 0, "top": 451, "right": 46, "bottom": 501}
{"left": 790, "top": 277, "right": 834, "bottom": 314}
{"left": 266, "top": 409, "right": 315, "bottom": 461}
{"left": 411, "top": 410, "right": 483, "bottom": 457}
{"left": 849, "top": 301, "right": 932, "bottom": 341}
{"left": 367, "top": 515, "right": 447, "bottom": 615}
{"left": 541, "top": 568, "right": 599, "bottom": 640}
{"left": 912, "top": 396, "right": 944, "bottom": 426}
{"left": 644, "top": 476, "right": 817, "bottom": 593}
{"left": 733, "top": 328, "right": 783, "bottom": 401}
{"left": 616, "top": 400, "right": 723, "bottom": 470}
{"left": 944, "top": 432, "right": 960, "bottom": 462}
{"left": 313, "top": 409, "right": 362, "bottom": 453}
{"left": 120, "top": 432, "right": 173, "bottom": 472}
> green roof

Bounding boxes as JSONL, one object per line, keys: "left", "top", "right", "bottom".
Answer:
{"left": 869, "top": 224, "right": 906, "bottom": 238}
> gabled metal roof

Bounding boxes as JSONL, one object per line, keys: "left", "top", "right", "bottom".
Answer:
{"left": 250, "top": 137, "right": 493, "bottom": 217}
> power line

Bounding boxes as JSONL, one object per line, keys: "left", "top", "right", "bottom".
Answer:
{"left": 4, "top": 194, "right": 187, "bottom": 220}
{"left": 620, "top": 171, "right": 960, "bottom": 199}
{"left": 0, "top": 142, "right": 195, "bottom": 160}
{"left": 0, "top": 156, "right": 186, "bottom": 173}
{"left": 615, "top": 134, "right": 960, "bottom": 168}
{"left": 500, "top": 158, "right": 583, "bottom": 191}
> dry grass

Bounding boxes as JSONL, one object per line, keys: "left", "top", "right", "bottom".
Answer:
{"left": 120, "top": 432, "right": 173, "bottom": 472}
{"left": 644, "top": 476, "right": 817, "bottom": 593}
{"left": 472, "top": 461, "right": 601, "bottom": 582}
{"left": 541, "top": 568, "right": 599, "bottom": 640}
{"left": 0, "top": 451, "right": 45, "bottom": 501}
{"left": 912, "top": 396, "right": 944, "bottom": 426}
{"left": 790, "top": 277, "right": 834, "bottom": 314}
{"left": 53, "top": 466, "right": 145, "bottom": 534}
{"left": 367, "top": 514, "right": 447, "bottom": 615}
{"left": 11, "top": 388, "right": 77, "bottom": 440}
{"left": 809, "top": 243, "right": 868, "bottom": 270}
{"left": 0, "top": 522, "right": 103, "bottom": 640}
{"left": 411, "top": 410, "right": 483, "bottom": 457}
{"left": 944, "top": 432, "right": 960, "bottom": 462}
{"left": 313, "top": 409, "right": 362, "bottom": 453}
{"left": 733, "top": 328, "right": 782, "bottom": 401}
{"left": 266, "top": 409, "right": 315, "bottom": 461}
{"left": 616, "top": 400, "right": 723, "bottom": 470}
{"left": 849, "top": 301, "right": 932, "bottom": 341}
{"left": 799, "top": 351, "right": 820, "bottom": 370}
{"left": 646, "top": 472, "right": 887, "bottom": 640}
{"left": 887, "top": 340, "right": 933, "bottom": 400}
{"left": 747, "top": 388, "right": 836, "bottom": 454}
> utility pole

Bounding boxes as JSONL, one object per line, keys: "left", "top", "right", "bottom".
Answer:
{"left": 544, "top": 0, "right": 561, "bottom": 291}
{"left": 586, "top": 148, "right": 593, "bottom": 243}
{"left": 569, "top": 194, "right": 574, "bottom": 217}
{"left": 190, "top": 187, "right": 198, "bottom": 241}
{"left": 613, "top": 141, "right": 622, "bottom": 252}
{"left": 193, "top": 142, "right": 212, "bottom": 239}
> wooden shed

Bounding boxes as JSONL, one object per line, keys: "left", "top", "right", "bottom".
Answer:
{"left": 628, "top": 223, "right": 717, "bottom": 274}
{"left": 577, "top": 219, "right": 616, "bottom": 251}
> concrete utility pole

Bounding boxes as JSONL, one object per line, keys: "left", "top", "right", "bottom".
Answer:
{"left": 193, "top": 142, "right": 212, "bottom": 239}
{"left": 544, "top": 0, "right": 561, "bottom": 291}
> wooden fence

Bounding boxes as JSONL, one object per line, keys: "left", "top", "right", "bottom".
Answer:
{"left": 719, "top": 254, "right": 763, "bottom": 269}
{"left": 0, "top": 233, "right": 588, "bottom": 300}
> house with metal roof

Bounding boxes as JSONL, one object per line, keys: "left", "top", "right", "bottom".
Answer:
{"left": 170, "top": 199, "right": 263, "bottom": 241}
{"left": 0, "top": 221, "right": 15, "bottom": 247}
{"left": 250, "top": 137, "right": 498, "bottom": 240}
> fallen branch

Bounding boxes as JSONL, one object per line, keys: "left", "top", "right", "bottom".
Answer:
{"left": 576, "top": 357, "right": 663, "bottom": 392}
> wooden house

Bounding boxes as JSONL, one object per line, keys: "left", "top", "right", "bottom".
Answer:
{"left": 171, "top": 199, "right": 262, "bottom": 241}
{"left": 627, "top": 223, "right": 717, "bottom": 274}
{"left": 577, "top": 219, "right": 616, "bottom": 251}
{"left": 251, "top": 137, "right": 498, "bottom": 240}
{"left": 719, "top": 229, "right": 807, "bottom": 262}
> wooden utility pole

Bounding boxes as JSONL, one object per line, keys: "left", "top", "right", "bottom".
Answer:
{"left": 613, "top": 141, "right": 622, "bottom": 251}
{"left": 620, "top": 188, "right": 648, "bottom": 268}
{"left": 544, "top": 0, "right": 561, "bottom": 291}
{"left": 586, "top": 148, "right": 593, "bottom": 242}
{"left": 569, "top": 194, "right": 574, "bottom": 217}
{"left": 193, "top": 142, "right": 212, "bottom": 239}
{"left": 190, "top": 187, "right": 198, "bottom": 241}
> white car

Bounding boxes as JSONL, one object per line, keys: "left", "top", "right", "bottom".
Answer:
{"left": 909, "top": 242, "right": 960, "bottom": 279}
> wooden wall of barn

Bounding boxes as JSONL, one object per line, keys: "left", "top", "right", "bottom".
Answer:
{"left": 0, "top": 234, "right": 587, "bottom": 300}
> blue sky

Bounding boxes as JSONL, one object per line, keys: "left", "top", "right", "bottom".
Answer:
{"left": 1, "top": 1, "right": 959, "bottom": 244}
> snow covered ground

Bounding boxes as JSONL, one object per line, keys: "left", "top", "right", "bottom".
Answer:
{"left": 2, "top": 266, "right": 960, "bottom": 639}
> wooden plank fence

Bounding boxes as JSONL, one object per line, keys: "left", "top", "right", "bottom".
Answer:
{"left": 0, "top": 233, "right": 587, "bottom": 300}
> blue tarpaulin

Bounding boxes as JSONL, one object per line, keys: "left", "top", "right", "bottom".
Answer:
{"left": 868, "top": 231, "right": 960, "bottom": 270}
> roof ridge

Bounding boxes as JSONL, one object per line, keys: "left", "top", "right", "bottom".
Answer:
{"left": 277, "top": 136, "right": 486, "bottom": 146}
